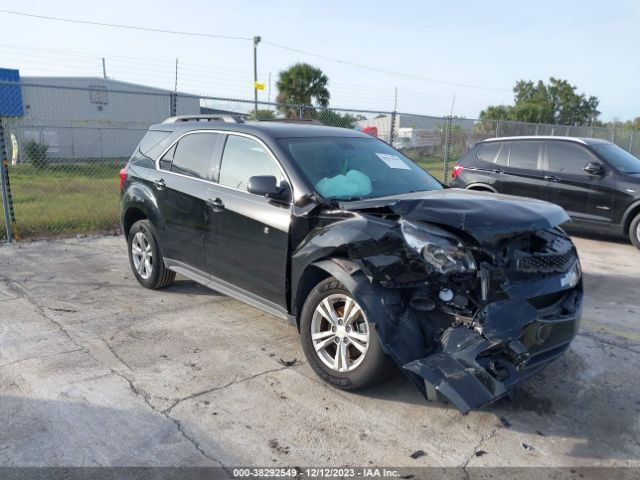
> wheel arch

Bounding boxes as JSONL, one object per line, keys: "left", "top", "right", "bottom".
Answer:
{"left": 294, "top": 257, "right": 388, "bottom": 331}
{"left": 122, "top": 207, "right": 147, "bottom": 238}
{"left": 465, "top": 183, "right": 497, "bottom": 193}
{"left": 622, "top": 200, "right": 640, "bottom": 235}
{"left": 121, "top": 181, "right": 164, "bottom": 237}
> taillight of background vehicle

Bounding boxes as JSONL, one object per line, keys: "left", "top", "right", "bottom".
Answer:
{"left": 119, "top": 168, "right": 128, "bottom": 191}
{"left": 451, "top": 164, "right": 464, "bottom": 180}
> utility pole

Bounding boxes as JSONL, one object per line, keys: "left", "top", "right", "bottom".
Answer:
{"left": 101, "top": 57, "right": 107, "bottom": 78}
{"left": 267, "top": 71, "right": 272, "bottom": 103}
{"left": 170, "top": 58, "right": 178, "bottom": 117}
{"left": 389, "top": 87, "right": 398, "bottom": 145}
{"left": 174, "top": 58, "right": 179, "bottom": 93}
{"left": 253, "top": 36, "right": 261, "bottom": 118}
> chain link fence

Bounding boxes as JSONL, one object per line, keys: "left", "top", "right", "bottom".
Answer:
{"left": 2, "top": 81, "right": 640, "bottom": 241}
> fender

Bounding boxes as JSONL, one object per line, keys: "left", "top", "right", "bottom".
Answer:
{"left": 309, "top": 258, "right": 435, "bottom": 398}
{"left": 121, "top": 180, "right": 165, "bottom": 233}
{"left": 621, "top": 198, "right": 640, "bottom": 233}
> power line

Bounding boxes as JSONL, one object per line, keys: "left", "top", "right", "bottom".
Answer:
{"left": 0, "top": 8, "right": 510, "bottom": 92}
{"left": 0, "top": 9, "right": 252, "bottom": 41}
{"left": 262, "top": 41, "right": 510, "bottom": 92}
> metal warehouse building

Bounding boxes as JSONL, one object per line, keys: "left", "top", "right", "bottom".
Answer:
{"left": 10, "top": 76, "right": 201, "bottom": 160}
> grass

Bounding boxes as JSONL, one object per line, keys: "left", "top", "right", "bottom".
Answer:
{"left": 1, "top": 160, "right": 124, "bottom": 240}
{"left": 0, "top": 156, "right": 451, "bottom": 241}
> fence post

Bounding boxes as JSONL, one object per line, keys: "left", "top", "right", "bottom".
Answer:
{"left": 629, "top": 131, "right": 635, "bottom": 153}
{"left": 389, "top": 110, "right": 397, "bottom": 145}
{"left": 442, "top": 115, "right": 453, "bottom": 183}
{"left": 0, "top": 119, "right": 18, "bottom": 243}
{"left": 170, "top": 92, "right": 177, "bottom": 117}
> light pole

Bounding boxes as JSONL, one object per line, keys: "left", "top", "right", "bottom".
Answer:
{"left": 253, "top": 36, "right": 261, "bottom": 119}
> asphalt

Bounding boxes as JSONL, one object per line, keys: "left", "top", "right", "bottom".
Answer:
{"left": 0, "top": 234, "right": 638, "bottom": 467}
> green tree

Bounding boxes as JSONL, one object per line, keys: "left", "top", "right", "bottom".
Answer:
{"left": 480, "top": 78, "right": 600, "bottom": 126}
{"left": 276, "top": 63, "right": 330, "bottom": 117}
{"left": 315, "top": 110, "right": 364, "bottom": 128}
{"left": 246, "top": 109, "right": 276, "bottom": 120}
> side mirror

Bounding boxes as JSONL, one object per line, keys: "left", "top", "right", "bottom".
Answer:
{"left": 247, "top": 175, "right": 290, "bottom": 202}
{"left": 584, "top": 161, "right": 605, "bottom": 176}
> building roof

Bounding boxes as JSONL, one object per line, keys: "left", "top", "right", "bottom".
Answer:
{"left": 20, "top": 76, "right": 198, "bottom": 97}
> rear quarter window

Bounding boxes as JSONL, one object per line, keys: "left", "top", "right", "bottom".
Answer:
{"left": 138, "top": 130, "right": 172, "bottom": 158}
{"left": 476, "top": 142, "right": 508, "bottom": 165}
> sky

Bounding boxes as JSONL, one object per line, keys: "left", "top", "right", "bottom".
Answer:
{"left": 0, "top": 0, "right": 639, "bottom": 121}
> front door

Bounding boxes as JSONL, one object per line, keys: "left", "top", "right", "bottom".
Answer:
{"left": 205, "top": 134, "right": 291, "bottom": 309}
{"left": 543, "top": 140, "right": 616, "bottom": 225}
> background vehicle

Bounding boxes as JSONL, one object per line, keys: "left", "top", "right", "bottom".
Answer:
{"left": 450, "top": 136, "right": 640, "bottom": 249}
{"left": 120, "top": 117, "right": 583, "bottom": 413}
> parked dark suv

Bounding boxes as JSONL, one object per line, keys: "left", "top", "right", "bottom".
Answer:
{"left": 450, "top": 136, "right": 640, "bottom": 249}
{"left": 120, "top": 116, "right": 583, "bottom": 413}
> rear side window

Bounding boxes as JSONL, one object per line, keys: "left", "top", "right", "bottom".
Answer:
{"left": 219, "top": 135, "right": 284, "bottom": 192}
{"left": 546, "top": 142, "right": 594, "bottom": 175}
{"left": 509, "top": 141, "right": 541, "bottom": 170}
{"left": 477, "top": 143, "right": 508, "bottom": 165}
{"left": 170, "top": 132, "right": 222, "bottom": 180}
{"left": 138, "top": 130, "right": 172, "bottom": 157}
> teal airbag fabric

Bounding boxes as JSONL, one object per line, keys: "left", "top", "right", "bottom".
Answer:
{"left": 315, "top": 170, "right": 372, "bottom": 199}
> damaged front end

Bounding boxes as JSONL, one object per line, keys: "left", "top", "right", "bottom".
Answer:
{"left": 297, "top": 193, "right": 583, "bottom": 413}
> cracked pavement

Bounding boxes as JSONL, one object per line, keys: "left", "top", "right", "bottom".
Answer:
{"left": 0, "top": 234, "right": 639, "bottom": 467}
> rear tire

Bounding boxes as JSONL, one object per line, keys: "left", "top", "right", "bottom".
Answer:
{"left": 299, "top": 277, "right": 394, "bottom": 390}
{"left": 127, "top": 220, "right": 175, "bottom": 289}
{"left": 630, "top": 213, "right": 640, "bottom": 250}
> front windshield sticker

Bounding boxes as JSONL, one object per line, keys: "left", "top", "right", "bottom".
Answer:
{"left": 375, "top": 153, "right": 412, "bottom": 170}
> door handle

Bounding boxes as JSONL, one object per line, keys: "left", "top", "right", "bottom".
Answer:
{"left": 206, "top": 197, "right": 225, "bottom": 212}
{"left": 493, "top": 169, "right": 504, "bottom": 174}
{"left": 544, "top": 175, "right": 561, "bottom": 182}
{"left": 153, "top": 178, "right": 165, "bottom": 190}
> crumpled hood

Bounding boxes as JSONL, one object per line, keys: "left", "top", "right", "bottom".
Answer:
{"left": 340, "top": 189, "right": 570, "bottom": 244}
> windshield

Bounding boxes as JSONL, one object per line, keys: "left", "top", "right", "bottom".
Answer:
{"left": 592, "top": 143, "right": 640, "bottom": 174}
{"left": 279, "top": 136, "right": 442, "bottom": 200}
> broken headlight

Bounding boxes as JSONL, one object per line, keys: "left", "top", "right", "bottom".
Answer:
{"left": 400, "top": 219, "right": 476, "bottom": 274}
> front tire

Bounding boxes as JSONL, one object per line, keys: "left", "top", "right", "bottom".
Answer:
{"left": 299, "top": 277, "right": 394, "bottom": 390}
{"left": 127, "top": 220, "right": 175, "bottom": 289}
{"left": 630, "top": 213, "right": 640, "bottom": 250}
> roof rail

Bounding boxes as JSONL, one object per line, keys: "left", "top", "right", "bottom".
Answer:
{"left": 258, "top": 118, "right": 323, "bottom": 125}
{"left": 163, "top": 114, "right": 245, "bottom": 124}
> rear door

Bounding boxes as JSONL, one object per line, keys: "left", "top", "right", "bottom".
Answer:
{"left": 204, "top": 133, "right": 291, "bottom": 309}
{"left": 156, "top": 131, "right": 223, "bottom": 271}
{"left": 496, "top": 140, "right": 548, "bottom": 200}
{"left": 543, "top": 140, "right": 616, "bottom": 225}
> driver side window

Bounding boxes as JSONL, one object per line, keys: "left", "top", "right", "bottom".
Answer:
{"left": 219, "top": 135, "right": 283, "bottom": 192}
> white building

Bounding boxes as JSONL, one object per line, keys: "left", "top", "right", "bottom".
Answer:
{"left": 356, "top": 114, "right": 476, "bottom": 147}
{"left": 12, "top": 77, "right": 200, "bottom": 159}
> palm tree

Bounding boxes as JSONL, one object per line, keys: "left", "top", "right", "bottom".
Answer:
{"left": 276, "top": 63, "right": 330, "bottom": 118}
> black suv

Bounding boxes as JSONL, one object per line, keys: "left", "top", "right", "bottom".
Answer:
{"left": 450, "top": 136, "right": 640, "bottom": 249}
{"left": 120, "top": 116, "right": 583, "bottom": 413}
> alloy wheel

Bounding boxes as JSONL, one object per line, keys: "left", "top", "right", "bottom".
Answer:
{"left": 310, "top": 294, "right": 370, "bottom": 372}
{"left": 131, "top": 231, "right": 153, "bottom": 280}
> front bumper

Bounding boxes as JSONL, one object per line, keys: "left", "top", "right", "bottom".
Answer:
{"left": 401, "top": 268, "right": 583, "bottom": 414}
